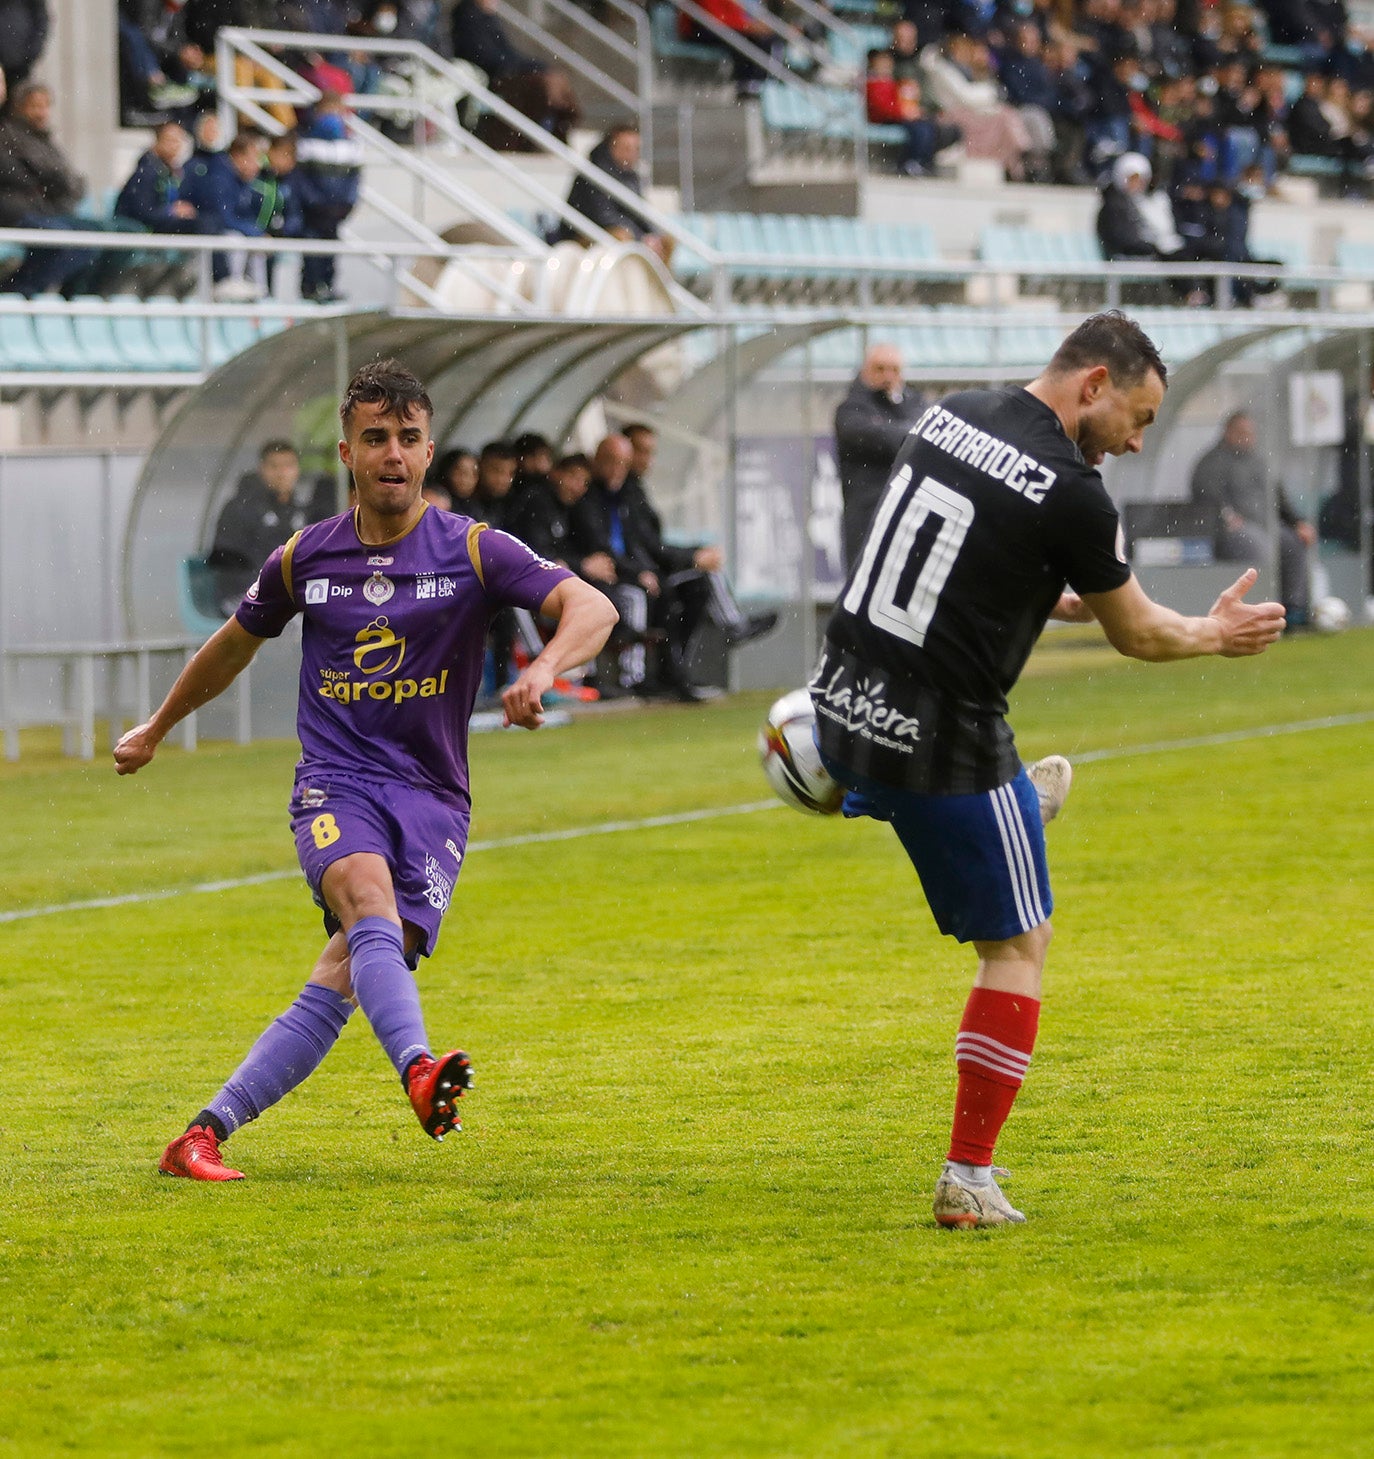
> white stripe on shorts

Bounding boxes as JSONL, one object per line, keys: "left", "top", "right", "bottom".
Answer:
{"left": 990, "top": 783, "right": 1046, "bottom": 930}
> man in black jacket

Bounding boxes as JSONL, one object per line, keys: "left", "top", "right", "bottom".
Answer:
{"left": 0, "top": 83, "right": 94, "bottom": 297}
{"left": 557, "top": 126, "right": 666, "bottom": 257}
{"left": 834, "top": 344, "right": 924, "bottom": 569}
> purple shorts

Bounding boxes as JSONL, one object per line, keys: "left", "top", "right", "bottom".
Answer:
{"left": 289, "top": 771, "right": 470, "bottom": 961}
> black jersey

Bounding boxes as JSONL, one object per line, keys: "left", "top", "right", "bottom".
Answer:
{"left": 812, "top": 387, "right": 1131, "bottom": 795}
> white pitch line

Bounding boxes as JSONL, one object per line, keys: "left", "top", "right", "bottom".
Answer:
{"left": 2, "top": 710, "right": 1370, "bottom": 928}
{"left": 0, "top": 800, "right": 783, "bottom": 926}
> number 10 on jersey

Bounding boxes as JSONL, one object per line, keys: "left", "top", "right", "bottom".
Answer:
{"left": 843, "top": 467, "right": 976, "bottom": 647}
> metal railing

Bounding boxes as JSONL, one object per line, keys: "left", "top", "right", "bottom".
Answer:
{"left": 215, "top": 27, "right": 708, "bottom": 316}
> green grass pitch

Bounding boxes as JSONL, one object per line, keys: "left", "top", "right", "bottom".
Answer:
{"left": 1, "top": 629, "right": 1372, "bottom": 1457}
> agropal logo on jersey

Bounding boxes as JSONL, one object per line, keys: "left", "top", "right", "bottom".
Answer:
{"left": 316, "top": 616, "right": 450, "bottom": 707}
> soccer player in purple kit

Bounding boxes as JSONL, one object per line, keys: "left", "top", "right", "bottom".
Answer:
{"left": 115, "top": 360, "right": 618, "bottom": 1181}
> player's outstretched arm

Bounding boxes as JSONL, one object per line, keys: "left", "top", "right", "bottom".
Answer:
{"left": 1083, "top": 568, "right": 1287, "bottom": 662}
{"left": 502, "top": 578, "right": 619, "bottom": 730}
{"left": 113, "top": 619, "right": 265, "bottom": 775}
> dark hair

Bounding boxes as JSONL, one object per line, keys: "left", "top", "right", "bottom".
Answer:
{"left": 268, "top": 131, "right": 298, "bottom": 152}
{"left": 554, "top": 452, "right": 592, "bottom": 472}
{"left": 339, "top": 358, "right": 434, "bottom": 427}
{"left": 479, "top": 440, "right": 518, "bottom": 462}
{"left": 1046, "top": 310, "right": 1167, "bottom": 389}
{"left": 260, "top": 439, "right": 298, "bottom": 460}
{"left": 512, "top": 431, "right": 552, "bottom": 458}
{"left": 867, "top": 47, "right": 889, "bottom": 64}
{"left": 429, "top": 447, "right": 477, "bottom": 489}
{"left": 623, "top": 422, "right": 656, "bottom": 443}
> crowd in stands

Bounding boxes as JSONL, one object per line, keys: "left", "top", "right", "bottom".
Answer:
{"left": 209, "top": 424, "right": 776, "bottom": 702}
{"left": 850, "top": 0, "right": 1374, "bottom": 191}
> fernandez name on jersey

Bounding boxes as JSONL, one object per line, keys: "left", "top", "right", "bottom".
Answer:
{"left": 812, "top": 387, "right": 1131, "bottom": 797}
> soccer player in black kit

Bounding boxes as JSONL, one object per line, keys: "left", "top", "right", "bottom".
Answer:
{"left": 810, "top": 312, "right": 1286, "bottom": 1229}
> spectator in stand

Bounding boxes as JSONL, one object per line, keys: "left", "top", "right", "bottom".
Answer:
{"left": 677, "top": 0, "right": 778, "bottom": 99}
{"left": 1045, "top": 38, "right": 1095, "bottom": 183}
{"left": 475, "top": 441, "right": 519, "bottom": 530}
{"left": 1096, "top": 150, "right": 1182, "bottom": 258}
{"left": 993, "top": 23, "right": 1059, "bottom": 180}
{"left": 1147, "top": 0, "right": 1195, "bottom": 81}
{"left": 428, "top": 447, "right": 480, "bottom": 510}
{"left": 421, "top": 479, "right": 454, "bottom": 510}
{"left": 0, "top": 0, "right": 47, "bottom": 89}
{"left": 902, "top": 0, "right": 948, "bottom": 49}
{"left": 115, "top": 120, "right": 217, "bottom": 238}
{"left": 511, "top": 432, "right": 555, "bottom": 498}
{"left": 206, "top": 441, "right": 325, "bottom": 614}
{"left": 296, "top": 93, "right": 362, "bottom": 302}
{"left": 919, "top": 33, "right": 1034, "bottom": 180}
{"left": 0, "top": 83, "right": 96, "bottom": 298}
{"left": 255, "top": 133, "right": 305, "bottom": 295}
{"left": 180, "top": 130, "right": 269, "bottom": 299}
{"left": 890, "top": 19, "right": 923, "bottom": 82}
{"left": 834, "top": 343, "right": 925, "bottom": 569}
{"left": 1190, "top": 410, "right": 1314, "bottom": 624}
{"left": 557, "top": 125, "right": 667, "bottom": 256}
{"left": 506, "top": 451, "right": 595, "bottom": 568}
{"left": 451, "top": 0, "right": 581, "bottom": 148}
{"left": 118, "top": 7, "right": 200, "bottom": 122}
{"left": 867, "top": 51, "right": 962, "bottom": 177}
{"left": 1082, "top": 47, "right": 1146, "bottom": 177}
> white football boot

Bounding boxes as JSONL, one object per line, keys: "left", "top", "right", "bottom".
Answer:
{"left": 932, "top": 1164, "right": 1026, "bottom": 1229}
{"left": 1027, "top": 754, "right": 1072, "bottom": 826}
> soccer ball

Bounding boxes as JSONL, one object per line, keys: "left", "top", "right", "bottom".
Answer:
{"left": 1313, "top": 596, "right": 1352, "bottom": 633}
{"left": 758, "top": 688, "right": 843, "bottom": 816}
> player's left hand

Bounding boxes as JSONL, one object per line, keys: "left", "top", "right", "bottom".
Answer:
{"left": 502, "top": 664, "right": 556, "bottom": 730}
{"left": 1050, "top": 590, "right": 1095, "bottom": 623}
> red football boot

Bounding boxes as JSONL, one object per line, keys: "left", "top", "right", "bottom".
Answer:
{"left": 405, "top": 1050, "right": 474, "bottom": 1140}
{"left": 158, "top": 1124, "right": 245, "bottom": 1181}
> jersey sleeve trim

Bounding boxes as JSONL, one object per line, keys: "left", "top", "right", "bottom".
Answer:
{"left": 466, "top": 521, "right": 488, "bottom": 586}
{"left": 280, "top": 529, "right": 303, "bottom": 602}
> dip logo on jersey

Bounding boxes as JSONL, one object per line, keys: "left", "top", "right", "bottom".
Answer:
{"left": 305, "top": 578, "right": 353, "bottom": 604}
{"left": 423, "top": 854, "right": 454, "bottom": 912}
{"left": 363, "top": 571, "right": 394, "bottom": 606}
{"left": 811, "top": 664, "right": 922, "bottom": 754}
{"left": 317, "top": 616, "right": 450, "bottom": 706}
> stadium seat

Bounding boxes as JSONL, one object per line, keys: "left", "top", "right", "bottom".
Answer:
{"left": 209, "top": 314, "right": 258, "bottom": 365}
{"left": 144, "top": 302, "right": 204, "bottom": 372}
{"left": 650, "top": 2, "right": 727, "bottom": 66}
{"left": 0, "top": 310, "right": 49, "bottom": 371}
{"left": 31, "top": 312, "right": 84, "bottom": 371}
{"left": 179, "top": 556, "right": 228, "bottom": 636}
{"left": 106, "top": 295, "right": 164, "bottom": 371}
{"left": 68, "top": 299, "right": 125, "bottom": 372}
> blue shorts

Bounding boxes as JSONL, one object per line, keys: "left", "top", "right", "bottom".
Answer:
{"left": 289, "top": 772, "right": 470, "bottom": 962}
{"left": 820, "top": 754, "right": 1051, "bottom": 944}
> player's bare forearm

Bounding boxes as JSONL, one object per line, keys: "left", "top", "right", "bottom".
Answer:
{"left": 1084, "top": 569, "right": 1286, "bottom": 663}
{"left": 501, "top": 579, "right": 618, "bottom": 730}
{"left": 113, "top": 620, "right": 263, "bottom": 774}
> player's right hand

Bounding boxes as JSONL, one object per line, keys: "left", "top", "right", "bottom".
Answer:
{"left": 1209, "top": 568, "right": 1287, "bottom": 656}
{"left": 113, "top": 722, "right": 159, "bottom": 775}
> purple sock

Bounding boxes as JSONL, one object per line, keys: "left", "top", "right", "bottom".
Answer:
{"left": 346, "top": 915, "right": 430, "bottom": 1079}
{"left": 203, "top": 982, "right": 354, "bottom": 1137}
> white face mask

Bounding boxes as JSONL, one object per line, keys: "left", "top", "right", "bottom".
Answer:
{"left": 373, "top": 8, "right": 398, "bottom": 32}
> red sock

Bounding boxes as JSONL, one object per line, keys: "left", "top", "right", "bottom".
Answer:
{"left": 946, "top": 986, "right": 1040, "bottom": 1166}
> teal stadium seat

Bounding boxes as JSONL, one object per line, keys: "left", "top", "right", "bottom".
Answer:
{"left": 1336, "top": 239, "right": 1374, "bottom": 271}
{"left": 31, "top": 312, "right": 84, "bottom": 370}
{"left": 650, "top": 2, "right": 726, "bottom": 65}
{"left": 68, "top": 299, "right": 124, "bottom": 372}
{"left": 106, "top": 295, "right": 163, "bottom": 371}
{"left": 180, "top": 556, "right": 228, "bottom": 636}
{"left": 0, "top": 311, "right": 48, "bottom": 370}
{"left": 145, "top": 302, "right": 203, "bottom": 372}
{"left": 210, "top": 314, "right": 258, "bottom": 365}
{"left": 827, "top": 23, "right": 893, "bottom": 71}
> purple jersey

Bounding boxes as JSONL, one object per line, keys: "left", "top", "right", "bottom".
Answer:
{"left": 236, "top": 505, "right": 572, "bottom": 808}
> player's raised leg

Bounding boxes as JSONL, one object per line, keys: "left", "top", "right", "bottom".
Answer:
{"left": 158, "top": 933, "right": 356, "bottom": 1181}
{"left": 322, "top": 852, "right": 473, "bottom": 1140}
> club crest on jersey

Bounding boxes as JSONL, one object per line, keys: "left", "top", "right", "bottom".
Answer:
{"left": 363, "top": 571, "right": 394, "bottom": 606}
